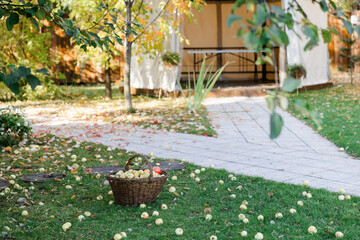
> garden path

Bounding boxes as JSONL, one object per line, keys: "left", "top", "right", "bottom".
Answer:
{"left": 26, "top": 97, "right": 360, "bottom": 196}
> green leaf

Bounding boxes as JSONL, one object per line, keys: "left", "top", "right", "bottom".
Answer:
{"left": 6, "top": 13, "right": 20, "bottom": 31}
{"left": 30, "top": 18, "right": 39, "bottom": 31}
{"left": 294, "top": 98, "right": 309, "bottom": 110}
{"left": 243, "top": 32, "right": 260, "bottom": 50}
{"left": 64, "top": 27, "right": 74, "bottom": 37}
{"left": 236, "top": 28, "right": 245, "bottom": 38}
{"left": 104, "top": 21, "right": 115, "bottom": 30}
{"left": 87, "top": 31, "right": 100, "bottom": 40}
{"left": 57, "top": 9, "right": 64, "bottom": 16}
{"left": 80, "top": 30, "right": 90, "bottom": 39}
{"left": 256, "top": 55, "right": 273, "bottom": 65}
{"left": 266, "top": 95, "right": 275, "bottom": 112}
{"left": 26, "top": 7, "right": 37, "bottom": 16}
{"left": 302, "top": 24, "right": 318, "bottom": 41}
{"left": 321, "top": 29, "right": 332, "bottom": 43}
{"left": 38, "top": 0, "right": 46, "bottom": 6}
{"left": 278, "top": 95, "right": 289, "bottom": 110}
{"left": 80, "top": 45, "right": 87, "bottom": 51}
{"left": 5, "top": 82, "right": 21, "bottom": 95}
{"left": 329, "top": 0, "right": 337, "bottom": 10}
{"left": 7, "top": 65, "right": 16, "bottom": 71}
{"left": 17, "top": 66, "right": 31, "bottom": 76}
{"left": 355, "top": 25, "right": 360, "bottom": 40}
{"left": 304, "top": 40, "right": 318, "bottom": 51}
{"left": 227, "top": 14, "right": 242, "bottom": 28}
{"left": 294, "top": 99, "right": 323, "bottom": 129}
{"left": 36, "top": 68, "right": 50, "bottom": 76}
{"left": 272, "top": 5, "right": 285, "bottom": 16}
{"left": 319, "top": 0, "right": 328, "bottom": 12}
{"left": 3, "top": 72, "right": 21, "bottom": 94}
{"left": 302, "top": 24, "right": 319, "bottom": 50}
{"left": 341, "top": 19, "right": 353, "bottom": 35}
{"left": 36, "top": 8, "right": 46, "bottom": 20}
{"left": 25, "top": 74, "right": 41, "bottom": 90}
{"left": 232, "top": 0, "right": 244, "bottom": 13}
{"left": 246, "top": 0, "right": 254, "bottom": 12}
{"left": 278, "top": 30, "right": 289, "bottom": 46}
{"left": 6, "top": 18, "right": 13, "bottom": 31}
{"left": 270, "top": 111, "right": 283, "bottom": 139}
{"left": 104, "top": 36, "right": 113, "bottom": 45}
{"left": 328, "top": 27, "right": 338, "bottom": 35}
{"left": 0, "top": 72, "right": 4, "bottom": 83}
{"left": 282, "top": 77, "right": 300, "bottom": 92}
{"left": 253, "top": 4, "right": 267, "bottom": 26}
{"left": 115, "top": 37, "right": 123, "bottom": 46}
{"left": 337, "top": 8, "right": 345, "bottom": 17}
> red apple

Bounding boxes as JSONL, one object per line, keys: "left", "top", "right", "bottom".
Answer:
{"left": 153, "top": 167, "right": 161, "bottom": 174}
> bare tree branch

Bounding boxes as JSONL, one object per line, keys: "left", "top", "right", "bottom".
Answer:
{"left": 131, "top": 0, "right": 144, "bottom": 24}
{"left": 131, "top": 0, "right": 171, "bottom": 43}
{"left": 84, "top": 9, "right": 110, "bottom": 31}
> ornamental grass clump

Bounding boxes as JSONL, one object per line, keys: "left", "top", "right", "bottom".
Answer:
{"left": 0, "top": 105, "right": 31, "bottom": 147}
{"left": 178, "top": 57, "right": 229, "bottom": 112}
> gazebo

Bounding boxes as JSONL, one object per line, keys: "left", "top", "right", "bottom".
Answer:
{"left": 130, "top": 0, "right": 331, "bottom": 92}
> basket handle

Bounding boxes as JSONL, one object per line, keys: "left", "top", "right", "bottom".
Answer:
{"left": 125, "top": 154, "right": 154, "bottom": 180}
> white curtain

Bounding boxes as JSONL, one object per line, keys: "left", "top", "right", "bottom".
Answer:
{"left": 130, "top": 4, "right": 181, "bottom": 92}
{"left": 281, "top": 0, "right": 331, "bottom": 87}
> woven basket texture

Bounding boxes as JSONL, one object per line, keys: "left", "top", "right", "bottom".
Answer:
{"left": 106, "top": 154, "right": 168, "bottom": 206}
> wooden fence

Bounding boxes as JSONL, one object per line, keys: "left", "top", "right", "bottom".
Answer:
{"left": 51, "top": 28, "right": 124, "bottom": 85}
{"left": 328, "top": 11, "right": 360, "bottom": 73}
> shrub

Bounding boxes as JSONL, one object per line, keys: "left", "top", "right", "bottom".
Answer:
{"left": 0, "top": 106, "right": 32, "bottom": 147}
{"left": 0, "top": 78, "right": 65, "bottom": 101}
{"left": 17, "top": 78, "right": 65, "bottom": 101}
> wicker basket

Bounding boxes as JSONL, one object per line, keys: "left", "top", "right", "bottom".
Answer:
{"left": 106, "top": 154, "right": 168, "bottom": 206}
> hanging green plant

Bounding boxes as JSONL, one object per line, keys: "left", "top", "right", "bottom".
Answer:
{"left": 286, "top": 64, "right": 307, "bottom": 80}
{"left": 161, "top": 52, "right": 180, "bottom": 66}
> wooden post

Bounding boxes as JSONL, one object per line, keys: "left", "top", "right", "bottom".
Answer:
{"left": 216, "top": 2, "right": 222, "bottom": 70}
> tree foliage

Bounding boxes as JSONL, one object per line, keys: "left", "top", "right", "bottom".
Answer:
{"left": 0, "top": 0, "right": 202, "bottom": 109}
{"left": 0, "top": 0, "right": 114, "bottom": 94}
{"left": 0, "top": 17, "right": 64, "bottom": 100}
{"left": 335, "top": 0, "right": 360, "bottom": 11}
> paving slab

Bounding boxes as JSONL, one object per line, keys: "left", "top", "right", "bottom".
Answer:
{"left": 21, "top": 97, "right": 360, "bottom": 196}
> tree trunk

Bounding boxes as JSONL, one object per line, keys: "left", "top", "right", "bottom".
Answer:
{"left": 105, "top": 58, "right": 112, "bottom": 99}
{"left": 350, "top": 36, "right": 353, "bottom": 85}
{"left": 124, "top": 0, "right": 133, "bottom": 111}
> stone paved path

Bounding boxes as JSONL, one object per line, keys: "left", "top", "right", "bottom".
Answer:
{"left": 28, "top": 97, "right": 360, "bottom": 196}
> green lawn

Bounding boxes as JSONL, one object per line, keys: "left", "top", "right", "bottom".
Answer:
{"left": 288, "top": 84, "right": 360, "bottom": 158}
{"left": 0, "top": 135, "right": 359, "bottom": 239}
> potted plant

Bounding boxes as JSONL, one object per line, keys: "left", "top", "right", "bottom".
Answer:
{"left": 161, "top": 52, "right": 180, "bottom": 66}
{"left": 286, "top": 64, "right": 307, "bottom": 80}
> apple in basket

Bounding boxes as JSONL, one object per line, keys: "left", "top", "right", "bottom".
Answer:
{"left": 153, "top": 167, "right": 161, "bottom": 175}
